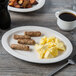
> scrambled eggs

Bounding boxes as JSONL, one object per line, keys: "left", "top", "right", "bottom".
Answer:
{"left": 35, "top": 36, "right": 66, "bottom": 59}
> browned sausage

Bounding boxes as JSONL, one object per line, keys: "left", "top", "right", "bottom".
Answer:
{"left": 18, "top": 39, "right": 35, "bottom": 45}
{"left": 24, "top": 31, "right": 41, "bottom": 37}
{"left": 14, "top": 34, "right": 31, "bottom": 40}
{"left": 10, "top": 44, "right": 29, "bottom": 51}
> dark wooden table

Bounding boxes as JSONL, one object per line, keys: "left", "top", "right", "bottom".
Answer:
{"left": 0, "top": 0, "right": 76, "bottom": 76}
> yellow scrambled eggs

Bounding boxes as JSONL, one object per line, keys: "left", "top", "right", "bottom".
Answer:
{"left": 35, "top": 36, "right": 66, "bottom": 59}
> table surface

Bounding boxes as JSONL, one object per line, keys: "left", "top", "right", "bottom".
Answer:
{"left": 0, "top": 0, "right": 76, "bottom": 76}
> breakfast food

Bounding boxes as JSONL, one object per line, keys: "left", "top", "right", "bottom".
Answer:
{"left": 11, "top": 44, "right": 29, "bottom": 50}
{"left": 18, "top": 39, "right": 35, "bottom": 45}
{"left": 14, "top": 34, "right": 31, "bottom": 40}
{"left": 35, "top": 36, "right": 66, "bottom": 59}
{"left": 24, "top": 31, "right": 41, "bottom": 37}
{"left": 10, "top": 31, "right": 41, "bottom": 51}
{"left": 9, "top": 0, "right": 38, "bottom": 8}
{"left": 10, "top": 31, "right": 66, "bottom": 59}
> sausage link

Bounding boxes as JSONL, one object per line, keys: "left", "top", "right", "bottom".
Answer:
{"left": 18, "top": 39, "right": 35, "bottom": 45}
{"left": 10, "top": 44, "right": 29, "bottom": 51}
{"left": 14, "top": 34, "right": 31, "bottom": 39}
{"left": 24, "top": 31, "right": 41, "bottom": 37}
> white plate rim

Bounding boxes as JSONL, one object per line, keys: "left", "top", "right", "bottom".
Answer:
{"left": 8, "top": 0, "right": 45, "bottom": 12}
{"left": 1, "top": 26, "right": 73, "bottom": 64}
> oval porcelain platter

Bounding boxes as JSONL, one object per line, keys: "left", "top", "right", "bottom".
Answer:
{"left": 8, "top": 0, "right": 45, "bottom": 12}
{"left": 1, "top": 26, "right": 73, "bottom": 64}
